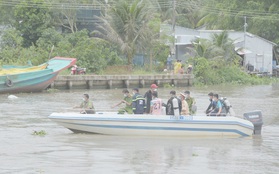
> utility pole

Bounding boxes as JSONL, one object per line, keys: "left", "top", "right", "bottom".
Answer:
{"left": 244, "top": 16, "right": 248, "bottom": 67}
{"left": 171, "top": 0, "right": 176, "bottom": 60}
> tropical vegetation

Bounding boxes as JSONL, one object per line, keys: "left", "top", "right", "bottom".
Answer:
{"left": 0, "top": 0, "right": 278, "bottom": 85}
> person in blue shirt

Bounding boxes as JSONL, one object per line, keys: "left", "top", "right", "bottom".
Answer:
{"left": 208, "top": 94, "right": 224, "bottom": 116}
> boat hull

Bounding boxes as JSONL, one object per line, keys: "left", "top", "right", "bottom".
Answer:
{"left": 49, "top": 112, "right": 254, "bottom": 137}
{"left": 0, "top": 57, "right": 76, "bottom": 94}
{"left": 0, "top": 70, "right": 58, "bottom": 93}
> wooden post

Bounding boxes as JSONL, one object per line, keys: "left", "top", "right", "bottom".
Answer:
{"left": 87, "top": 80, "right": 93, "bottom": 89}
{"left": 140, "top": 79, "right": 145, "bottom": 88}
{"left": 67, "top": 80, "right": 73, "bottom": 89}
{"left": 156, "top": 80, "right": 160, "bottom": 87}
{"left": 124, "top": 80, "right": 130, "bottom": 88}
{"left": 50, "top": 82, "right": 55, "bottom": 89}
{"left": 108, "top": 80, "right": 112, "bottom": 89}
{"left": 172, "top": 79, "right": 177, "bottom": 87}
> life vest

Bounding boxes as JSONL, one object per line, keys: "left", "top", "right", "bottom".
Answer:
{"left": 132, "top": 94, "right": 146, "bottom": 114}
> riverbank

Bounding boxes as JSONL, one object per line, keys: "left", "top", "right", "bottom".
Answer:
{"left": 50, "top": 74, "right": 194, "bottom": 90}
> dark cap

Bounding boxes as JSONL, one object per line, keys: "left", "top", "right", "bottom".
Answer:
{"left": 122, "top": 89, "right": 129, "bottom": 93}
{"left": 133, "top": 88, "right": 139, "bottom": 92}
{"left": 208, "top": 92, "right": 214, "bottom": 96}
{"left": 170, "top": 90, "right": 176, "bottom": 95}
{"left": 213, "top": 93, "right": 219, "bottom": 99}
{"left": 152, "top": 91, "right": 158, "bottom": 97}
{"left": 184, "top": 90, "right": 190, "bottom": 94}
{"left": 83, "top": 94, "right": 89, "bottom": 99}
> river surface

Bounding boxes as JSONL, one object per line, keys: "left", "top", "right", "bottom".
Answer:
{"left": 0, "top": 84, "right": 279, "bottom": 174}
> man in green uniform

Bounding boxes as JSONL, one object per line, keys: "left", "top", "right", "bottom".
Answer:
{"left": 75, "top": 94, "right": 95, "bottom": 114}
{"left": 184, "top": 90, "right": 196, "bottom": 115}
{"left": 112, "top": 89, "right": 133, "bottom": 114}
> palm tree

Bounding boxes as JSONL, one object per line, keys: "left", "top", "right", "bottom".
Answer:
{"left": 95, "top": 0, "right": 153, "bottom": 65}
{"left": 189, "top": 31, "right": 240, "bottom": 63}
{"left": 211, "top": 31, "right": 239, "bottom": 62}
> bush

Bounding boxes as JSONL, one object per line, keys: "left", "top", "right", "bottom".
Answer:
{"left": 191, "top": 57, "right": 277, "bottom": 86}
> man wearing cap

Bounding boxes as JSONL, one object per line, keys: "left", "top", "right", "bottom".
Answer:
{"left": 132, "top": 88, "right": 146, "bottom": 114}
{"left": 144, "top": 84, "right": 158, "bottom": 113}
{"left": 180, "top": 92, "right": 189, "bottom": 115}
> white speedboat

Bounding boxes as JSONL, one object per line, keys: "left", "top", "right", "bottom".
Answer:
{"left": 48, "top": 111, "right": 263, "bottom": 137}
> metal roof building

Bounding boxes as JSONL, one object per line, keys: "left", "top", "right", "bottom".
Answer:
{"left": 161, "top": 24, "right": 277, "bottom": 74}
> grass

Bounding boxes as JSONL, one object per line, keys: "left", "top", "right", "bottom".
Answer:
{"left": 32, "top": 130, "right": 47, "bottom": 136}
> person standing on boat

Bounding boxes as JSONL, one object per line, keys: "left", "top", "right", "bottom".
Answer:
{"left": 165, "top": 91, "right": 181, "bottom": 116}
{"left": 150, "top": 91, "right": 163, "bottom": 115}
{"left": 132, "top": 88, "right": 146, "bottom": 114}
{"left": 206, "top": 92, "right": 216, "bottom": 115}
{"left": 112, "top": 89, "right": 133, "bottom": 114}
{"left": 180, "top": 92, "right": 189, "bottom": 115}
{"left": 144, "top": 83, "right": 158, "bottom": 113}
{"left": 74, "top": 94, "right": 95, "bottom": 114}
{"left": 208, "top": 94, "right": 224, "bottom": 116}
{"left": 184, "top": 90, "right": 197, "bottom": 115}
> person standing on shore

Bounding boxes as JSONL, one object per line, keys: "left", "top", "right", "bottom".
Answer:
{"left": 144, "top": 84, "right": 158, "bottom": 113}
{"left": 174, "top": 60, "right": 182, "bottom": 74}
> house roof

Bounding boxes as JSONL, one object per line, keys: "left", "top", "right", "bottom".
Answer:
{"left": 161, "top": 24, "right": 277, "bottom": 46}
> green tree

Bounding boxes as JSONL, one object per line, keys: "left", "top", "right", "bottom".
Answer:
{"left": 0, "top": 28, "right": 23, "bottom": 48}
{"left": 12, "top": 0, "right": 53, "bottom": 47}
{"left": 190, "top": 31, "right": 240, "bottom": 64}
{"left": 198, "top": 0, "right": 279, "bottom": 42}
{"left": 210, "top": 31, "right": 240, "bottom": 63}
{"left": 0, "top": 1, "right": 14, "bottom": 25}
{"left": 95, "top": 0, "right": 153, "bottom": 65}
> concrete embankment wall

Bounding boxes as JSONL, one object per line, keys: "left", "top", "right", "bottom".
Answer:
{"left": 50, "top": 74, "right": 194, "bottom": 90}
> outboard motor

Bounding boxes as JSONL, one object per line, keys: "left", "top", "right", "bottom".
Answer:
{"left": 243, "top": 110, "right": 263, "bottom": 135}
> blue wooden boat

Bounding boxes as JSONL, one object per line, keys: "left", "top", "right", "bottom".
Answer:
{"left": 0, "top": 57, "right": 76, "bottom": 93}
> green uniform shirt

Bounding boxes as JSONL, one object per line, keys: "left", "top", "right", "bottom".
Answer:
{"left": 80, "top": 100, "right": 94, "bottom": 109}
{"left": 186, "top": 97, "right": 196, "bottom": 114}
{"left": 123, "top": 96, "right": 133, "bottom": 114}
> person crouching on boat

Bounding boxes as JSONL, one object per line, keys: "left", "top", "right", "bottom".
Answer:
{"left": 74, "top": 94, "right": 95, "bottom": 114}
{"left": 180, "top": 92, "right": 189, "bottom": 116}
{"left": 132, "top": 88, "right": 146, "bottom": 114}
{"left": 206, "top": 92, "right": 216, "bottom": 115}
{"left": 111, "top": 89, "right": 133, "bottom": 114}
{"left": 150, "top": 91, "right": 163, "bottom": 115}
{"left": 164, "top": 91, "right": 181, "bottom": 116}
{"left": 208, "top": 94, "right": 224, "bottom": 116}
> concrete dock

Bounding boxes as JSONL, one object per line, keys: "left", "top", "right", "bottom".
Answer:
{"left": 50, "top": 74, "right": 194, "bottom": 90}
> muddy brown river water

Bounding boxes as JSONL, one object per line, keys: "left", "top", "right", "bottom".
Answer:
{"left": 0, "top": 84, "right": 279, "bottom": 174}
